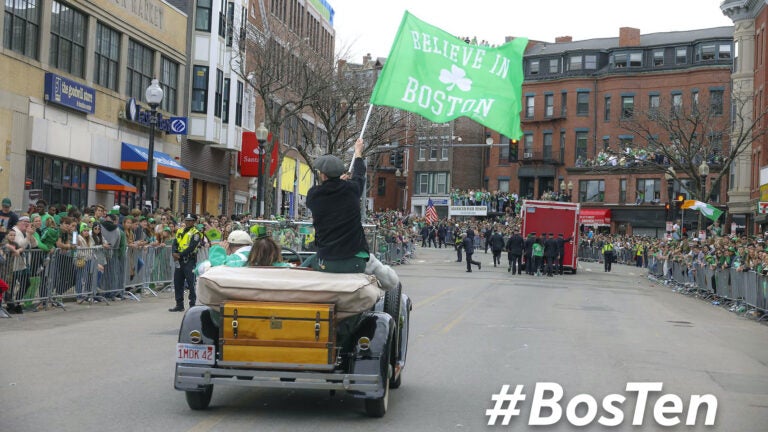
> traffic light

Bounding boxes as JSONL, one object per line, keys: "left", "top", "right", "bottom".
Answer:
{"left": 665, "top": 202, "right": 670, "bottom": 219}
{"left": 389, "top": 150, "right": 397, "bottom": 167}
{"left": 676, "top": 193, "right": 686, "bottom": 206}
{"left": 394, "top": 149, "right": 404, "bottom": 168}
{"left": 511, "top": 139, "right": 519, "bottom": 161}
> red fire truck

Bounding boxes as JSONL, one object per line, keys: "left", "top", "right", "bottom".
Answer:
{"left": 520, "top": 200, "right": 580, "bottom": 274}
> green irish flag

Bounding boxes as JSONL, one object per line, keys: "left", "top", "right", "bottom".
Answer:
{"left": 370, "top": 11, "right": 528, "bottom": 139}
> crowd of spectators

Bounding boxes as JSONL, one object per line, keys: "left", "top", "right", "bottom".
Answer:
{"left": 0, "top": 198, "right": 258, "bottom": 314}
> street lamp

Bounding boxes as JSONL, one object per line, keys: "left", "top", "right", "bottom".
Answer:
{"left": 144, "top": 79, "right": 163, "bottom": 211}
{"left": 560, "top": 180, "right": 566, "bottom": 202}
{"left": 485, "top": 132, "right": 493, "bottom": 145}
{"left": 665, "top": 167, "right": 675, "bottom": 222}
{"left": 255, "top": 122, "right": 269, "bottom": 217}
{"left": 699, "top": 160, "right": 710, "bottom": 201}
{"left": 698, "top": 160, "right": 710, "bottom": 232}
{"left": 567, "top": 181, "right": 574, "bottom": 202}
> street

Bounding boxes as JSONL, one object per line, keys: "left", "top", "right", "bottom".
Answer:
{"left": 1, "top": 247, "right": 767, "bottom": 431}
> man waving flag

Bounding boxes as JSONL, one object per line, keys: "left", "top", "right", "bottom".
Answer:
{"left": 370, "top": 11, "right": 528, "bottom": 140}
{"left": 681, "top": 200, "right": 723, "bottom": 222}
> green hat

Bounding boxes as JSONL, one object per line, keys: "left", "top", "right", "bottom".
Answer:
{"left": 124, "top": 215, "right": 134, "bottom": 221}
{"left": 163, "top": 226, "right": 171, "bottom": 232}
{"left": 108, "top": 209, "right": 119, "bottom": 215}
{"left": 250, "top": 224, "right": 267, "bottom": 238}
{"left": 79, "top": 222, "right": 89, "bottom": 232}
{"left": 148, "top": 218, "right": 155, "bottom": 223}
{"left": 1, "top": 198, "right": 11, "bottom": 207}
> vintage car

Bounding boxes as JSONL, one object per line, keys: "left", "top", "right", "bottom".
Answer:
{"left": 173, "top": 265, "right": 411, "bottom": 417}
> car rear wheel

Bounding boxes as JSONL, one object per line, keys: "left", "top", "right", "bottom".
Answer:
{"left": 364, "top": 366, "right": 390, "bottom": 417}
{"left": 185, "top": 385, "right": 213, "bottom": 410}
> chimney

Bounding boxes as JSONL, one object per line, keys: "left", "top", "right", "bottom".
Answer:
{"left": 555, "top": 36, "right": 572, "bottom": 43}
{"left": 619, "top": 27, "right": 640, "bottom": 47}
{"left": 363, "top": 53, "right": 372, "bottom": 64}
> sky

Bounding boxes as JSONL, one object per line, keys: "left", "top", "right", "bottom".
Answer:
{"left": 328, "top": 0, "right": 735, "bottom": 61}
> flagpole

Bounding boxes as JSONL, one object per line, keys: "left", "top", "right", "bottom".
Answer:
{"left": 349, "top": 104, "right": 374, "bottom": 173}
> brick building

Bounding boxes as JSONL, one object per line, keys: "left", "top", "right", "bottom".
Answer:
{"left": 484, "top": 27, "right": 733, "bottom": 236}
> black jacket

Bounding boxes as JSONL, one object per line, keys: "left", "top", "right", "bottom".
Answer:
{"left": 555, "top": 235, "right": 573, "bottom": 254}
{"left": 544, "top": 238, "right": 558, "bottom": 257}
{"left": 462, "top": 236, "right": 475, "bottom": 254}
{"left": 306, "top": 158, "right": 369, "bottom": 260}
{"left": 489, "top": 232, "right": 505, "bottom": 251}
{"left": 523, "top": 236, "right": 536, "bottom": 256}
{"left": 506, "top": 234, "right": 524, "bottom": 255}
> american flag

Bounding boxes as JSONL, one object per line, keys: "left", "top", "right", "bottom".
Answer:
{"left": 425, "top": 198, "right": 438, "bottom": 224}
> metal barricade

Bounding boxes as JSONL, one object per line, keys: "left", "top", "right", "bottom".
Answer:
{"left": 715, "top": 270, "right": 730, "bottom": 299}
{"left": 729, "top": 268, "right": 746, "bottom": 301}
{"left": 743, "top": 271, "right": 759, "bottom": 308}
{"left": 757, "top": 274, "right": 768, "bottom": 312}
{"left": 147, "top": 245, "right": 174, "bottom": 294}
{"left": 1, "top": 248, "right": 52, "bottom": 313}
{"left": 122, "top": 245, "right": 145, "bottom": 300}
{"left": 44, "top": 247, "right": 100, "bottom": 307}
{"left": 100, "top": 243, "right": 127, "bottom": 300}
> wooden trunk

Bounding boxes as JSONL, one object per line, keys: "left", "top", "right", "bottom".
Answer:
{"left": 220, "top": 301, "right": 336, "bottom": 369}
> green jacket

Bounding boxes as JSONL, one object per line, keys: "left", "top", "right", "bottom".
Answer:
{"left": 39, "top": 227, "right": 60, "bottom": 252}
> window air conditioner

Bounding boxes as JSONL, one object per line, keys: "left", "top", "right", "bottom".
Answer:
{"left": 523, "top": 152, "right": 533, "bottom": 159}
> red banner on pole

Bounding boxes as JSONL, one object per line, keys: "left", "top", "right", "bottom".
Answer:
{"left": 240, "top": 131, "right": 279, "bottom": 177}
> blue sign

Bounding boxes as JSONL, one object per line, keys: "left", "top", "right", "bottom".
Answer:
{"left": 44, "top": 73, "right": 96, "bottom": 114}
{"left": 166, "top": 117, "right": 188, "bottom": 135}
{"left": 124, "top": 98, "right": 187, "bottom": 135}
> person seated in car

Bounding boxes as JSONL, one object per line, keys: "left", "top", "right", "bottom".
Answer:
{"left": 195, "top": 229, "right": 254, "bottom": 275}
{"left": 247, "top": 235, "right": 291, "bottom": 267}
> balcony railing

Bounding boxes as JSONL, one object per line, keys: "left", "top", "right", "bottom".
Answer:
{"left": 520, "top": 150, "right": 563, "bottom": 165}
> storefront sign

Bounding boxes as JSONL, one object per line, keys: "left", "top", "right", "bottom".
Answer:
{"left": 759, "top": 201, "right": 768, "bottom": 214}
{"left": 44, "top": 73, "right": 95, "bottom": 114}
{"left": 239, "top": 131, "right": 279, "bottom": 177}
{"left": 449, "top": 205, "right": 488, "bottom": 216}
{"left": 124, "top": 98, "right": 187, "bottom": 134}
{"left": 111, "top": 0, "right": 164, "bottom": 29}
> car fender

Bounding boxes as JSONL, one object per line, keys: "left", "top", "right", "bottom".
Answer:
{"left": 177, "top": 306, "right": 219, "bottom": 345}
{"left": 349, "top": 311, "right": 394, "bottom": 398}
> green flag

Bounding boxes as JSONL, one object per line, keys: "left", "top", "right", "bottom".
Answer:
{"left": 370, "top": 11, "right": 528, "bottom": 139}
{"left": 681, "top": 200, "right": 723, "bottom": 222}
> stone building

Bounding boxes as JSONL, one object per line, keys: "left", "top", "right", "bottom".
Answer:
{"left": 1, "top": 0, "right": 190, "bottom": 212}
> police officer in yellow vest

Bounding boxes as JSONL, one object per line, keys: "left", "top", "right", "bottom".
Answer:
{"left": 602, "top": 241, "right": 615, "bottom": 273}
{"left": 169, "top": 213, "right": 203, "bottom": 312}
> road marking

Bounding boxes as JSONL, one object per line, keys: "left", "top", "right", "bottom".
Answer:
{"left": 187, "top": 415, "right": 226, "bottom": 432}
{"left": 441, "top": 296, "right": 483, "bottom": 334}
{"left": 414, "top": 288, "right": 454, "bottom": 309}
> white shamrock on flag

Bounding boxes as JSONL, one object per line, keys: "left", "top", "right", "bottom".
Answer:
{"left": 439, "top": 64, "right": 472, "bottom": 92}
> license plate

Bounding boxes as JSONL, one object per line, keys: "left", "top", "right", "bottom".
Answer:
{"left": 176, "top": 343, "right": 215, "bottom": 365}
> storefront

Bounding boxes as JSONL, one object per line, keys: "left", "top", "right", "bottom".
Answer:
{"left": 579, "top": 208, "right": 611, "bottom": 233}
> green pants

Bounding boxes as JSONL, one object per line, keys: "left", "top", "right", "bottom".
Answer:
{"left": 309, "top": 255, "right": 367, "bottom": 273}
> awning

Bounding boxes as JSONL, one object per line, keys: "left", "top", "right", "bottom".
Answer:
{"left": 120, "top": 142, "right": 190, "bottom": 179}
{"left": 95, "top": 169, "right": 137, "bottom": 193}
{"left": 579, "top": 208, "right": 611, "bottom": 226}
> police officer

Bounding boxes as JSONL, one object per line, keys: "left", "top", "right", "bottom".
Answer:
{"left": 556, "top": 232, "right": 573, "bottom": 274}
{"left": 169, "top": 213, "right": 203, "bottom": 312}
{"left": 543, "top": 233, "right": 558, "bottom": 277}
{"left": 523, "top": 232, "right": 536, "bottom": 275}
{"left": 506, "top": 229, "right": 524, "bottom": 274}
